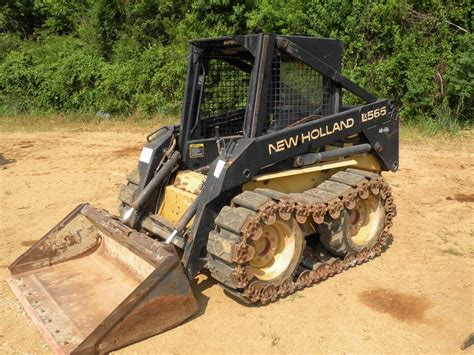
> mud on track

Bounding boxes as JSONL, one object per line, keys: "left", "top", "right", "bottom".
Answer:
{"left": 0, "top": 129, "right": 473, "bottom": 353}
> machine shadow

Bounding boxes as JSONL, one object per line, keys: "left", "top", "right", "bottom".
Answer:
{"left": 188, "top": 270, "right": 216, "bottom": 318}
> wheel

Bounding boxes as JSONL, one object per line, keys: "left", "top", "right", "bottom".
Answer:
{"left": 207, "top": 209, "right": 305, "bottom": 289}
{"left": 318, "top": 194, "right": 386, "bottom": 256}
{"left": 249, "top": 217, "right": 304, "bottom": 285}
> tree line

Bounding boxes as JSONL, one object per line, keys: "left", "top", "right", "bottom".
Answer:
{"left": 0, "top": 0, "right": 472, "bottom": 130}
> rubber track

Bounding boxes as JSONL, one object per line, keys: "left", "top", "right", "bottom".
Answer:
{"left": 118, "top": 169, "right": 140, "bottom": 214}
{"left": 206, "top": 168, "right": 396, "bottom": 304}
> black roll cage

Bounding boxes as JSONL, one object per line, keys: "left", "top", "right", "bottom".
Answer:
{"left": 179, "top": 34, "right": 376, "bottom": 169}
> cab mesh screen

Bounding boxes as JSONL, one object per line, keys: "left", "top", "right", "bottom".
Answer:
{"left": 264, "top": 54, "right": 331, "bottom": 133}
{"left": 200, "top": 59, "right": 251, "bottom": 138}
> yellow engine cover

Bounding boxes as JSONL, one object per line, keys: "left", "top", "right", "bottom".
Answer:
{"left": 243, "top": 154, "right": 381, "bottom": 194}
{"left": 157, "top": 170, "right": 206, "bottom": 225}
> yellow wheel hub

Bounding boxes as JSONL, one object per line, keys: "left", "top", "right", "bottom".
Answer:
{"left": 348, "top": 194, "right": 384, "bottom": 246}
{"left": 250, "top": 219, "right": 297, "bottom": 282}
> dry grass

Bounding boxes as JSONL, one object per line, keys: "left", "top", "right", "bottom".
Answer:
{"left": 399, "top": 123, "right": 473, "bottom": 148}
{"left": 0, "top": 114, "right": 178, "bottom": 133}
{"left": 0, "top": 115, "right": 472, "bottom": 150}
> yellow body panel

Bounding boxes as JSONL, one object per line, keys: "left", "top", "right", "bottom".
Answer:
{"left": 157, "top": 171, "right": 205, "bottom": 226}
{"left": 243, "top": 154, "right": 380, "bottom": 194}
{"left": 350, "top": 154, "right": 381, "bottom": 171}
{"left": 244, "top": 160, "right": 353, "bottom": 193}
{"left": 157, "top": 186, "right": 196, "bottom": 225}
{"left": 174, "top": 170, "right": 206, "bottom": 194}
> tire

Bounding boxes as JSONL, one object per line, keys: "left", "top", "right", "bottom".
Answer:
{"left": 250, "top": 217, "right": 305, "bottom": 286}
{"left": 207, "top": 203, "right": 305, "bottom": 288}
{"left": 318, "top": 193, "right": 386, "bottom": 256}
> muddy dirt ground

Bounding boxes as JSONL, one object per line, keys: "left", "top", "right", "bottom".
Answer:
{"left": 0, "top": 128, "right": 473, "bottom": 354}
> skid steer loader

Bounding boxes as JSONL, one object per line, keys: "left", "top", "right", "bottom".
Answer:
{"left": 9, "top": 34, "right": 398, "bottom": 354}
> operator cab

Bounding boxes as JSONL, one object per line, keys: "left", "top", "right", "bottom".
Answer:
{"left": 179, "top": 34, "right": 343, "bottom": 170}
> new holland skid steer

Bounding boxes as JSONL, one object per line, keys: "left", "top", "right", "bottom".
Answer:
{"left": 9, "top": 34, "right": 398, "bottom": 354}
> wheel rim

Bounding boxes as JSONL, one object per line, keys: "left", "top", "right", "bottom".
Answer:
{"left": 250, "top": 219, "right": 297, "bottom": 282}
{"left": 348, "top": 194, "right": 384, "bottom": 246}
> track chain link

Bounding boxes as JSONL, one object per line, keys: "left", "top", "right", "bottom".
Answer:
{"left": 209, "top": 169, "right": 396, "bottom": 304}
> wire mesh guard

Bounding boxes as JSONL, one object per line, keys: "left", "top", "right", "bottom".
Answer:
{"left": 200, "top": 59, "right": 251, "bottom": 138}
{"left": 265, "top": 54, "right": 331, "bottom": 133}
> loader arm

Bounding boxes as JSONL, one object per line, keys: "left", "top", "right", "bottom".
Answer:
{"left": 183, "top": 99, "right": 399, "bottom": 276}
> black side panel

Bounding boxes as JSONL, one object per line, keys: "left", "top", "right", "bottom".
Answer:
{"left": 137, "top": 126, "right": 174, "bottom": 192}
{"left": 255, "top": 100, "right": 398, "bottom": 170}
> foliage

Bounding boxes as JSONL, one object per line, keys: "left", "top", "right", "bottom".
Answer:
{"left": 0, "top": 0, "right": 472, "bottom": 130}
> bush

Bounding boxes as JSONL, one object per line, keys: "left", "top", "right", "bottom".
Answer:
{"left": 0, "top": 36, "right": 186, "bottom": 115}
{"left": 0, "top": 0, "right": 471, "bottom": 130}
{"left": 0, "top": 36, "right": 104, "bottom": 114}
